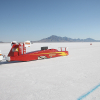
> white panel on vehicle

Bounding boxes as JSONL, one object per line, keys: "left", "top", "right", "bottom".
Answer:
{"left": 24, "top": 41, "right": 31, "bottom": 47}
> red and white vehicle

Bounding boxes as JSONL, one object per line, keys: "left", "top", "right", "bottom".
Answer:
{"left": 1, "top": 41, "right": 69, "bottom": 62}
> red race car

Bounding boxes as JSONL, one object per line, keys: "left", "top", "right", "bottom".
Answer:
{"left": 6, "top": 41, "right": 69, "bottom": 62}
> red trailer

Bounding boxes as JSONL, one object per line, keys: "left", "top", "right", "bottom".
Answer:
{"left": 6, "top": 41, "right": 69, "bottom": 62}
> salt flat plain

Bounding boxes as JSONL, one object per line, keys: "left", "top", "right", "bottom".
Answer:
{"left": 0, "top": 42, "right": 100, "bottom": 100}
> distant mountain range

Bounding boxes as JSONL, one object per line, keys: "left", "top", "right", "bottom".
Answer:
{"left": 31, "top": 35, "right": 100, "bottom": 43}
{"left": 1, "top": 35, "right": 100, "bottom": 43}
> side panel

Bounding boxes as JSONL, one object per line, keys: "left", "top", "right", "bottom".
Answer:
{"left": 10, "top": 54, "right": 38, "bottom": 61}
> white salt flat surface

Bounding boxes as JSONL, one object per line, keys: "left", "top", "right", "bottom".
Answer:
{"left": 0, "top": 42, "right": 100, "bottom": 100}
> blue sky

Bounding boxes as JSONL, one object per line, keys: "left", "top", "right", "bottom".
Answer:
{"left": 0, "top": 0, "right": 100, "bottom": 42}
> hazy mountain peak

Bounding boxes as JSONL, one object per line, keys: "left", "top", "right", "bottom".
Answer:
{"left": 32, "top": 35, "right": 100, "bottom": 42}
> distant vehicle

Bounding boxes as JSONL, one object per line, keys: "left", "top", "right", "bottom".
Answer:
{"left": 0, "top": 50, "right": 3, "bottom": 62}
{"left": 1, "top": 41, "right": 69, "bottom": 62}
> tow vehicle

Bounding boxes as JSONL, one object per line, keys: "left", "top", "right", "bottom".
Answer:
{"left": 0, "top": 41, "right": 69, "bottom": 62}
